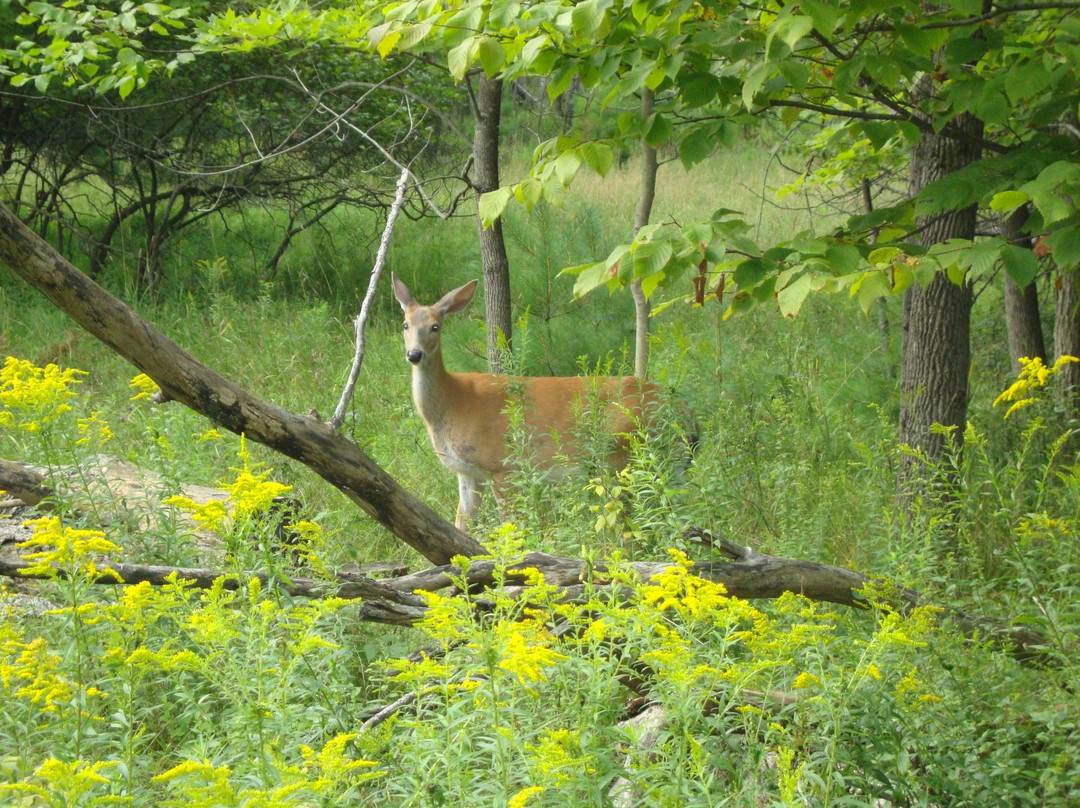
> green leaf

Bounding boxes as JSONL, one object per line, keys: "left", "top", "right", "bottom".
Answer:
{"left": 477, "top": 36, "right": 504, "bottom": 76}
{"left": 515, "top": 177, "right": 543, "bottom": 209}
{"left": 678, "top": 126, "right": 715, "bottom": 169}
{"left": 644, "top": 113, "right": 673, "bottom": 147}
{"left": 571, "top": 0, "right": 609, "bottom": 37}
{"left": 777, "top": 274, "right": 816, "bottom": 319}
{"left": 678, "top": 72, "right": 720, "bottom": 108}
{"left": 801, "top": 0, "right": 837, "bottom": 34}
{"left": 895, "top": 23, "right": 947, "bottom": 58}
{"left": 860, "top": 121, "right": 897, "bottom": 151}
{"left": 579, "top": 141, "right": 614, "bottom": 177}
{"left": 989, "top": 190, "right": 1030, "bottom": 213}
{"left": 568, "top": 261, "right": 609, "bottom": 298}
{"left": 478, "top": 186, "right": 513, "bottom": 228}
{"left": 1001, "top": 244, "right": 1038, "bottom": 288}
{"left": 767, "top": 14, "right": 813, "bottom": 56}
{"left": 851, "top": 271, "right": 892, "bottom": 313}
{"left": 447, "top": 38, "right": 477, "bottom": 80}
{"left": 742, "top": 61, "right": 773, "bottom": 109}
{"left": 1044, "top": 225, "right": 1080, "bottom": 269}
{"left": 632, "top": 239, "right": 673, "bottom": 279}
{"left": 733, "top": 258, "right": 767, "bottom": 287}
{"left": 640, "top": 270, "right": 664, "bottom": 299}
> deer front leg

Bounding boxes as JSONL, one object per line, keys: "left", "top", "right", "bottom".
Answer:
{"left": 456, "top": 473, "right": 482, "bottom": 531}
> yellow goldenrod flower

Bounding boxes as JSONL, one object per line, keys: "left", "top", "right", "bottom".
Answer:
{"left": 509, "top": 786, "right": 544, "bottom": 808}
{"left": 129, "top": 373, "right": 160, "bottom": 401}
{"left": 994, "top": 355, "right": 1079, "bottom": 418}
{"left": 75, "top": 411, "right": 113, "bottom": 446}
{"left": 0, "top": 357, "right": 85, "bottom": 431}
{"left": 17, "top": 516, "right": 122, "bottom": 578}
{"left": 498, "top": 629, "right": 569, "bottom": 685}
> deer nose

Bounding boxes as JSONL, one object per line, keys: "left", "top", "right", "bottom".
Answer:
{"left": 406, "top": 349, "right": 424, "bottom": 364}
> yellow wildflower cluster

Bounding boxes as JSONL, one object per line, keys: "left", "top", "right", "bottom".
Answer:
{"left": 508, "top": 785, "right": 545, "bottom": 808}
{"left": 299, "top": 732, "right": 380, "bottom": 785}
{"left": 0, "top": 356, "right": 85, "bottom": 431}
{"left": 17, "top": 515, "right": 122, "bottom": 578}
{"left": 163, "top": 435, "right": 292, "bottom": 533}
{"left": 993, "top": 355, "right": 1079, "bottom": 418}
{"left": 526, "top": 728, "right": 595, "bottom": 787}
{"left": 1, "top": 634, "right": 81, "bottom": 712}
{"left": 224, "top": 436, "right": 292, "bottom": 519}
{"left": 153, "top": 758, "right": 313, "bottom": 806}
{"left": 75, "top": 410, "right": 113, "bottom": 447}
{"left": 496, "top": 622, "right": 570, "bottom": 686}
{"left": 643, "top": 549, "right": 766, "bottom": 632}
{"left": 128, "top": 372, "right": 160, "bottom": 401}
{"left": 0, "top": 759, "right": 116, "bottom": 805}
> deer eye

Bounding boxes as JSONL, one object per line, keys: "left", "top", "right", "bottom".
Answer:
{"left": 431, "top": 324, "right": 440, "bottom": 332}
{"left": 402, "top": 321, "right": 409, "bottom": 330}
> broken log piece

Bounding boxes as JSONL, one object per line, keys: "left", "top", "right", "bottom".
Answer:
{"left": 0, "top": 202, "right": 485, "bottom": 565}
{"left": 0, "top": 459, "right": 53, "bottom": 508}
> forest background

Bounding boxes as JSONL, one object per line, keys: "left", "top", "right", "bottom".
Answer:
{"left": 1, "top": 1, "right": 1079, "bottom": 806}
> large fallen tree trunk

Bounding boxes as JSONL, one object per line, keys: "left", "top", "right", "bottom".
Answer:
{"left": 0, "top": 201, "right": 484, "bottom": 565}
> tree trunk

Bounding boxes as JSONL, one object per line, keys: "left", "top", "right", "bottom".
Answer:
{"left": 0, "top": 200, "right": 486, "bottom": 565}
{"left": 898, "top": 78, "right": 982, "bottom": 503}
{"left": 1055, "top": 267, "right": 1080, "bottom": 413}
{"left": 1000, "top": 206, "right": 1046, "bottom": 373}
{"left": 472, "top": 75, "right": 513, "bottom": 372}
{"left": 631, "top": 89, "right": 658, "bottom": 380}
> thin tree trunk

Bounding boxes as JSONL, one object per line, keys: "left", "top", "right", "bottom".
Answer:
{"left": 1055, "top": 268, "right": 1080, "bottom": 413}
{"left": 631, "top": 89, "right": 658, "bottom": 380}
{"left": 898, "top": 77, "right": 983, "bottom": 504}
{"left": 1001, "top": 206, "right": 1046, "bottom": 373}
{"left": 472, "top": 75, "right": 513, "bottom": 372}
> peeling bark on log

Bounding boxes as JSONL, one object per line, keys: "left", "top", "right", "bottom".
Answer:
{"left": 0, "top": 200, "right": 485, "bottom": 565}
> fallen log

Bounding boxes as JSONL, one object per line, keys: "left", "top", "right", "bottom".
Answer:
{"left": 0, "top": 530, "right": 1048, "bottom": 662}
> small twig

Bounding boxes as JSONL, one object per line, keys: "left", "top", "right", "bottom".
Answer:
{"left": 330, "top": 167, "right": 410, "bottom": 430}
{"left": 361, "top": 691, "right": 417, "bottom": 731}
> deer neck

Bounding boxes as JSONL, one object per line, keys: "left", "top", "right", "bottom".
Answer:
{"left": 411, "top": 349, "right": 454, "bottom": 428}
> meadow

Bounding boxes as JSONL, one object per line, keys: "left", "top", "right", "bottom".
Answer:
{"left": 1, "top": 140, "right": 1078, "bottom": 806}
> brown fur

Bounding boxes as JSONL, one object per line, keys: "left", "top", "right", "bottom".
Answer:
{"left": 392, "top": 275, "right": 662, "bottom": 530}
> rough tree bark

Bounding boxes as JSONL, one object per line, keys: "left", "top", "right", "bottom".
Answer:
{"left": 898, "top": 78, "right": 982, "bottom": 503}
{"left": 0, "top": 459, "right": 52, "bottom": 508}
{"left": 0, "top": 200, "right": 486, "bottom": 565}
{"left": 1000, "top": 206, "right": 1046, "bottom": 373}
{"left": 1055, "top": 267, "right": 1080, "bottom": 414}
{"left": 472, "top": 75, "right": 514, "bottom": 372}
{"left": 631, "top": 89, "right": 658, "bottom": 380}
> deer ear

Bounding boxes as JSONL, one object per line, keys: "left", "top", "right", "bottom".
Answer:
{"left": 391, "top": 274, "right": 416, "bottom": 311}
{"left": 436, "top": 280, "right": 478, "bottom": 315}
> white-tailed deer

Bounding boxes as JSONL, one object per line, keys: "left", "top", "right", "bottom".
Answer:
{"left": 392, "top": 274, "right": 672, "bottom": 531}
